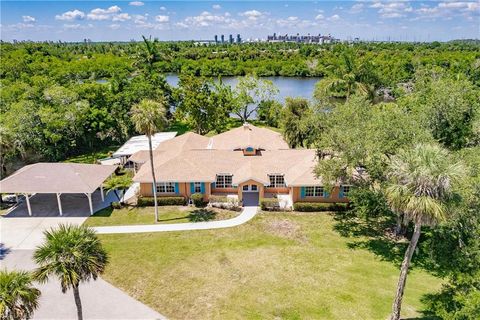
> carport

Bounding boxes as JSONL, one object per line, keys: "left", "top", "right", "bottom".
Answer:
{"left": 0, "top": 163, "right": 117, "bottom": 216}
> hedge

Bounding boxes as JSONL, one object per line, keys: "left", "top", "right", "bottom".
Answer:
{"left": 260, "top": 198, "right": 280, "bottom": 211}
{"left": 209, "top": 195, "right": 229, "bottom": 203}
{"left": 293, "top": 202, "right": 349, "bottom": 212}
{"left": 191, "top": 193, "right": 206, "bottom": 208}
{"left": 137, "top": 196, "right": 186, "bottom": 206}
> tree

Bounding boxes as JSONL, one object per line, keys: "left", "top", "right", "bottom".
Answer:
{"left": 280, "top": 97, "right": 316, "bottom": 148}
{"left": 102, "top": 172, "right": 133, "bottom": 203}
{"left": 257, "top": 100, "right": 283, "bottom": 127}
{"left": 233, "top": 75, "right": 278, "bottom": 122}
{"left": 313, "top": 50, "right": 379, "bottom": 101}
{"left": 33, "top": 224, "right": 108, "bottom": 320}
{"left": 131, "top": 99, "right": 167, "bottom": 222}
{"left": 385, "top": 143, "right": 464, "bottom": 320}
{"left": 0, "top": 270, "right": 41, "bottom": 320}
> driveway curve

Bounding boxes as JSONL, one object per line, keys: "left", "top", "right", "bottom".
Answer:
{"left": 93, "top": 206, "right": 259, "bottom": 234}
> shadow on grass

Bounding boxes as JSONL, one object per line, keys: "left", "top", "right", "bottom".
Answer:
{"left": 91, "top": 206, "right": 113, "bottom": 218}
{"left": 331, "top": 212, "right": 440, "bottom": 275}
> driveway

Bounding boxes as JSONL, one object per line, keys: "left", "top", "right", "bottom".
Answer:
{"left": 1, "top": 250, "right": 164, "bottom": 320}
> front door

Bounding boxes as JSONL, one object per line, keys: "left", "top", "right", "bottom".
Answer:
{"left": 242, "top": 184, "right": 259, "bottom": 206}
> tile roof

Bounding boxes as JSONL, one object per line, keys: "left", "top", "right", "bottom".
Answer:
{"left": 0, "top": 163, "right": 117, "bottom": 194}
{"left": 132, "top": 124, "right": 323, "bottom": 186}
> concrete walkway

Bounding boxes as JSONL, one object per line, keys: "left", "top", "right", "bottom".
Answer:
{"left": 94, "top": 206, "right": 259, "bottom": 234}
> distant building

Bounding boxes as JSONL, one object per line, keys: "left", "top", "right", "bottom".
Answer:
{"left": 214, "top": 35, "right": 218, "bottom": 43}
{"left": 266, "top": 33, "right": 338, "bottom": 44}
{"left": 236, "top": 34, "right": 242, "bottom": 43}
{"left": 221, "top": 34, "right": 225, "bottom": 43}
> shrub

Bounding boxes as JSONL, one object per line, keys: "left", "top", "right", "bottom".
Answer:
{"left": 209, "top": 196, "right": 241, "bottom": 211}
{"left": 110, "top": 201, "right": 122, "bottom": 209}
{"left": 191, "top": 193, "right": 206, "bottom": 208}
{"left": 137, "top": 196, "right": 186, "bottom": 206}
{"left": 293, "top": 202, "right": 348, "bottom": 212}
{"left": 260, "top": 198, "right": 280, "bottom": 211}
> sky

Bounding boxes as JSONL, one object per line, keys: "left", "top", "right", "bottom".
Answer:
{"left": 1, "top": 1, "right": 479, "bottom": 42}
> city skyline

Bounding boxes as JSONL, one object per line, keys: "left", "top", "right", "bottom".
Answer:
{"left": 1, "top": 1, "right": 478, "bottom": 42}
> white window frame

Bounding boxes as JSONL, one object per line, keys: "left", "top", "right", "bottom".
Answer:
{"left": 193, "top": 182, "right": 202, "bottom": 193}
{"left": 268, "top": 174, "right": 286, "bottom": 188}
{"left": 305, "top": 186, "right": 324, "bottom": 197}
{"left": 342, "top": 186, "right": 350, "bottom": 197}
{"left": 216, "top": 174, "right": 233, "bottom": 188}
{"left": 156, "top": 182, "right": 175, "bottom": 193}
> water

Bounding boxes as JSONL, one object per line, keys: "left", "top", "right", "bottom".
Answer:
{"left": 165, "top": 74, "right": 321, "bottom": 102}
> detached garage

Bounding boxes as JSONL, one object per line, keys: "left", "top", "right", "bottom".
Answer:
{"left": 0, "top": 163, "right": 117, "bottom": 216}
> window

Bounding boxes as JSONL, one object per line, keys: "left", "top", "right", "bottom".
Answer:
{"left": 268, "top": 174, "right": 286, "bottom": 188}
{"left": 194, "top": 182, "right": 202, "bottom": 193}
{"left": 242, "top": 185, "right": 249, "bottom": 191}
{"left": 251, "top": 184, "right": 258, "bottom": 191}
{"left": 216, "top": 174, "right": 233, "bottom": 188}
{"left": 156, "top": 182, "right": 175, "bottom": 193}
{"left": 305, "top": 186, "right": 324, "bottom": 197}
{"left": 342, "top": 186, "right": 350, "bottom": 197}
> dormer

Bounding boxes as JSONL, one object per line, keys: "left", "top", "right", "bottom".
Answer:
{"left": 243, "top": 146, "right": 257, "bottom": 156}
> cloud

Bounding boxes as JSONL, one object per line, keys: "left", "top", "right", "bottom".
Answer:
{"left": 276, "top": 16, "right": 317, "bottom": 28}
{"left": 213, "top": 4, "right": 221, "bottom": 10}
{"left": 413, "top": 1, "right": 479, "bottom": 20}
{"left": 87, "top": 6, "right": 122, "bottom": 20}
{"left": 160, "top": 6, "right": 167, "bottom": 11}
{"left": 315, "top": 14, "right": 324, "bottom": 20}
{"left": 133, "top": 14, "right": 148, "bottom": 24}
{"left": 155, "top": 15, "right": 170, "bottom": 23}
{"left": 184, "top": 11, "right": 234, "bottom": 27}
{"left": 129, "top": 1, "right": 144, "bottom": 6}
{"left": 112, "top": 13, "right": 131, "bottom": 22}
{"left": 370, "top": 1, "right": 413, "bottom": 19}
{"left": 22, "top": 15, "right": 36, "bottom": 23}
{"left": 239, "top": 10, "right": 265, "bottom": 20}
{"left": 109, "top": 24, "right": 121, "bottom": 29}
{"left": 55, "top": 9, "right": 85, "bottom": 21}
{"left": 350, "top": 3, "right": 364, "bottom": 13}
{"left": 328, "top": 14, "right": 340, "bottom": 21}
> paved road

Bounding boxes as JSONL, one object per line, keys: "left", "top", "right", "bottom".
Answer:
{"left": 93, "top": 206, "right": 259, "bottom": 234}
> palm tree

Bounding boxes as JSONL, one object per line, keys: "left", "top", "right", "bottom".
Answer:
{"left": 102, "top": 172, "right": 133, "bottom": 203}
{"left": 385, "top": 144, "right": 464, "bottom": 320}
{"left": 33, "top": 224, "right": 108, "bottom": 320}
{"left": 0, "top": 269, "right": 41, "bottom": 320}
{"left": 131, "top": 99, "right": 167, "bottom": 222}
{"left": 314, "top": 50, "right": 378, "bottom": 101}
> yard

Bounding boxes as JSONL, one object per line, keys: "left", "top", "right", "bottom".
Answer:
{"left": 84, "top": 205, "right": 239, "bottom": 227}
{"left": 86, "top": 210, "right": 442, "bottom": 319}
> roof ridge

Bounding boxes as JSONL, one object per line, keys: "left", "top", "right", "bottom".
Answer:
{"left": 66, "top": 163, "right": 96, "bottom": 192}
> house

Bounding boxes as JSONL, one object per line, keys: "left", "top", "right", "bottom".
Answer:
{"left": 129, "top": 124, "right": 350, "bottom": 207}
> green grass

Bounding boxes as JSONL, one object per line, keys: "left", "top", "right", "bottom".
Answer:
{"left": 84, "top": 206, "right": 238, "bottom": 227}
{"left": 63, "top": 145, "right": 120, "bottom": 164}
{"left": 95, "top": 211, "right": 442, "bottom": 319}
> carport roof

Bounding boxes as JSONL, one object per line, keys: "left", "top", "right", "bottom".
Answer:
{"left": 0, "top": 163, "right": 117, "bottom": 194}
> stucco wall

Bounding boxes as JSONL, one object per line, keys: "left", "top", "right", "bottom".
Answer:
{"left": 238, "top": 179, "right": 264, "bottom": 201}
{"left": 292, "top": 186, "right": 349, "bottom": 203}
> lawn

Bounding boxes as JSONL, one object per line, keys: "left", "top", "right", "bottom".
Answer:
{"left": 94, "top": 211, "right": 442, "bottom": 320}
{"left": 63, "top": 145, "right": 120, "bottom": 164}
{"left": 84, "top": 206, "right": 239, "bottom": 227}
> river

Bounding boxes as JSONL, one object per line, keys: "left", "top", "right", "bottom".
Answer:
{"left": 165, "top": 75, "right": 321, "bottom": 102}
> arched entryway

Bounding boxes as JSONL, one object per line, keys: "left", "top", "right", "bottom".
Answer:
{"left": 238, "top": 179, "right": 264, "bottom": 206}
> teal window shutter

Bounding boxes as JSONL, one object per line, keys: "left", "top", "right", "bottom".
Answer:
{"left": 300, "top": 187, "right": 305, "bottom": 198}
{"left": 190, "top": 183, "right": 195, "bottom": 194}
{"left": 175, "top": 183, "right": 179, "bottom": 194}
{"left": 200, "top": 182, "right": 205, "bottom": 194}
{"left": 339, "top": 186, "right": 344, "bottom": 198}
{"left": 323, "top": 189, "right": 330, "bottom": 198}
{"left": 211, "top": 182, "right": 216, "bottom": 189}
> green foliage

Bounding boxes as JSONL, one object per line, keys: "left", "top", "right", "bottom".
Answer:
{"left": 260, "top": 198, "right": 280, "bottom": 211}
{"left": 190, "top": 193, "right": 205, "bottom": 208}
{"left": 110, "top": 201, "right": 122, "bottom": 209}
{"left": 103, "top": 172, "right": 133, "bottom": 202}
{"left": 137, "top": 196, "right": 186, "bottom": 206}
{"left": 347, "top": 187, "right": 393, "bottom": 221}
{"left": 294, "top": 202, "right": 348, "bottom": 212}
{"left": 33, "top": 224, "right": 108, "bottom": 292}
{"left": 257, "top": 100, "right": 283, "bottom": 128}
{"left": 187, "top": 209, "right": 216, "bottom": 222}
{"left": 0, "top": 269, "right": 41, "bottom": 320}
{"left": 131, "top": 99, "right": 168, "bottom": 137}
{"left": 280, "top": 97, "right": 319, "bottom": 148}
{"left": 208, "top": 195, "right": 228, "bottom": 203}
